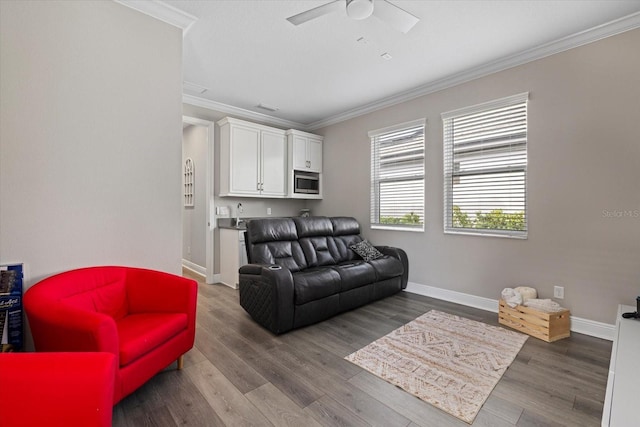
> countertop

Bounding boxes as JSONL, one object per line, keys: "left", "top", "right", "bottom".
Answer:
{"left": 217, "top": 218, "right": 247, "bottom": 230}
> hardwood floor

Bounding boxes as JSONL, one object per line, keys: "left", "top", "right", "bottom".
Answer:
{"left": 112, "top": 271, "right": 612, "bottom": 426}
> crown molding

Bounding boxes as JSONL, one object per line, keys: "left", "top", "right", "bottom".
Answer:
{"left": 183, "top": 94, "right": 307, "bottom": 130}
{"left": 114, "top": 0, "right": 197, "bottom": 34}
{"left": 306, "top": 11, "right": 640, "bottom": 130}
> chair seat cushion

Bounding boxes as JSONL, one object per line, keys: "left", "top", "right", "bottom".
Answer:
{"left": 117, "top": 313, "right": 187, "bottom": 366}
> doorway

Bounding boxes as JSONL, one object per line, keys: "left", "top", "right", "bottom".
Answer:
{"left": 182, "top": 116, "right": 215, "bottom": 284}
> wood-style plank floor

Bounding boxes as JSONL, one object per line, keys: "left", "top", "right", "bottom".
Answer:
{"left": 112, "top": 271, "right": 612, "bottom": 426}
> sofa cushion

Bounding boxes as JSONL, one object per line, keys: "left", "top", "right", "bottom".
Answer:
{"left": 251, "top": 241, "right": 307, "bottom": 272}
{"left": 331, "top": 217, "right": 360, "bottom": 236}
{"left": 331, "top": 261, "right": 376, "bottom": 291}
{"left": 293, "top": 268, "right": 341, "bottom": 305}
{"left": 300, "top": 236, "right": 338, "bottom": 267}
{"left": 117, "top": 313, "right": 187, "bottom": 366}
{"left": 350, "top": 240, "right": 384, "bottom": 262}
{"left": 369, "top": 256, "right": 405, "bottom": 281}
{"left": 293, "top": 216, "right": 333, "bottom": 237}
{"left": 247, "top": 218, "right": 297, "bottom": 243}
{"left": 330, "top": 234, "right": 363, "bottom": 263}
{"left": 62, "top": 279, "right": 128, "bottom": 320}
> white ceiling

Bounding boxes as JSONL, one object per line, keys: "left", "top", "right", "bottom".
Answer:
{"left": 155, "top": 0, "right": 640, "bottom": 128}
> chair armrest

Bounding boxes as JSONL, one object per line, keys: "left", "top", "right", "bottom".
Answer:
{"left": 25, "top": 303, "right": 119, "bottom": 354}
{"left": 125, "top": 268, "right": 198, "bottom": 315}
{"left": 376, "top": 246, "right": 409, "bottom": 289}
{"left": 239, "top": 264, "right": 295, "bottom": 334}
{"left": 0, "top": 352, "right": 116, "bottom": 427}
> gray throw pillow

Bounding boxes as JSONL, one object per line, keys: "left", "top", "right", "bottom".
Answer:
{"left": 350, "top": 240, "right": 383, "bottom": 262}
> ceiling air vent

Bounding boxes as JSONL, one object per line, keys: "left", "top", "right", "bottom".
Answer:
{"left": 256, "top": 103, "right": 279, "bottom": 112}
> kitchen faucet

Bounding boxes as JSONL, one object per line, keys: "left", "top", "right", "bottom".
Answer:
{"left": 236, "top": 203, "right": 243, "bottom": 227}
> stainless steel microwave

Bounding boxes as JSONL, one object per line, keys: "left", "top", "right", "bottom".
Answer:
{"left": 293, "top": 171, "right": 320, "bottom": 194}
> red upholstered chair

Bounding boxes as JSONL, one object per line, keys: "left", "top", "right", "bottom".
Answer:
{"left": 24, "top": 266, "right": 197, "bottom": 404}
{"left": 0, "top": 352, "right": 116, "bottom": 427}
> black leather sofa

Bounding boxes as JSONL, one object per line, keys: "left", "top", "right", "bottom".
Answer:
{"left": 238, "top": 216, "right": 408, "bottom": 334}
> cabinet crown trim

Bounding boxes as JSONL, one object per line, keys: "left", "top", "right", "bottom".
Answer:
{"left": 285, "top": 129, "right": 323, "bottom": 139}
{"left": 218, "top": 117, "right": 286, "bottom": 134}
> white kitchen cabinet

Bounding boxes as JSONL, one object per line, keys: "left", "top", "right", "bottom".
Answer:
{"left": 286, "top": 129, "right": 323, "bottom": 173}
{"left": 218, "top": 117, "right": 287, "bottom": 198}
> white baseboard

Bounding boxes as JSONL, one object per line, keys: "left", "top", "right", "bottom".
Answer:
{"left": 212, "top": 273, "right": 221, "bottom": 284}
{"left": 181, "top": 259, "right": 206, "bottom": 277}
{"left": 404, "top": 281, "right": 615, "bottom": 341}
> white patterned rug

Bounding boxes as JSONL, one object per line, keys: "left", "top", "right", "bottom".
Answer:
{"left": 345, "top": 310, "right": 528, "bottom": 424}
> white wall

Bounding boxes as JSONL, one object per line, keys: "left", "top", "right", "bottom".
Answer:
{"left": 0, "top": 0, "right": 183, "bottom": 291}
{"left": 310, "top": 28, "right": 640, "bottom": 325}
{"left": 182, "top": 125, "right": 208, "bottom": 268}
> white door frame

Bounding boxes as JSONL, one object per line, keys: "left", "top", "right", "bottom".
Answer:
{"left": 182, "top": 115, "right": 216, "bottom": 284}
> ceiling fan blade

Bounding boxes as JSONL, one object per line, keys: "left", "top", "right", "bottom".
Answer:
{"left": 286, "top": 0, "right": 344, "bottom": 26}
{"left": 372, "top": 0, "right": 419, "bottom": 33}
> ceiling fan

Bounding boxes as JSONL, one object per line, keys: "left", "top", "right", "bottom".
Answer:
{"left": 286, "top": 0, "right": 420, "bottom": 34}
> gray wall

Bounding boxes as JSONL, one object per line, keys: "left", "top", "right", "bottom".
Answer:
{"left": 182, "top": 125, "right": 208, "bottom": 268}
{"left": 0, "top": 1, "right": 183, "bottom": 292}
{"left": 310, "top": 28, "right": 640, "bottom": 325}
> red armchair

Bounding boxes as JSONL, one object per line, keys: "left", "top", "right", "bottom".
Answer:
{"left": 24, "top": 266, "right": 197, "bottom": 404}
{"left": 0, "top": 352, "right": 116, "bottom": 427}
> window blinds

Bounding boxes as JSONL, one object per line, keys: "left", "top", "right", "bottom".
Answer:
{"left": 369, "top": 120, "right": 425, "bottom": 230}
{"left": 442, "top": 93, "right": 528, "bottom": 238}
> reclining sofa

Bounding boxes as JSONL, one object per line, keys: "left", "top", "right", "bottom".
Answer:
{"left": 239, "top": 216, "right": 408, "bottom": 334}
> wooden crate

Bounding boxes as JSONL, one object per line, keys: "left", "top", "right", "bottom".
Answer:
{"left": 498, "top": 299, "right": 570, "bottom": 342}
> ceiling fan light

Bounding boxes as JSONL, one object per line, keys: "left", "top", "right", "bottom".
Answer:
{"left": 346, "top": 0, "right": 374, "bottom": 20}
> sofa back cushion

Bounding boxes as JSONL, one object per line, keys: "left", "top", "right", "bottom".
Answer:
{"left": 35, "top": 267, "right": 129, "bottom": 320}
{"left": 294, "top": 217, "right": 338, "bottom": 267}
{"left": 299, "top": 236, "right": 338, "bottom": 267}
{"left": 250, "top": 241, "right": 308, "bottom": 272}
{"left": 246, "top": 216, "right": 368, "bottom": 268}
{"left": 330, "top": 217, "right": 363, "bottom": 263}
{"left": 247, "top": 218, "right": 297, "bottom": 244}
{"left": 246, "top": 218, "right": 307, "bottom": 272}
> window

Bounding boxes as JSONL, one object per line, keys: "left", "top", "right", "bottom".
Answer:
{"left": 369, "top": 119, "right": 425, "bottom": 231}
{"left": 442, "top": 93, "right": 528, "bottom": 238}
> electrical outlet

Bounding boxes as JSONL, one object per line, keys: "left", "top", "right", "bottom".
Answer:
{"left": 267, "top": 207, "right": 272, "bottom": 215}
{"left": 553, "top": 286, "right": 564, "bottom": 299}
{"left": 187, "top": 246, "right": 191, "bottom": 255}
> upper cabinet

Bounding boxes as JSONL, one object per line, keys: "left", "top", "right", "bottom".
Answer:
{"left": 286, "top": 130, "right": 323, "bottom": 173}
{"left": 218, "top": 117, "right": 287, "bottom": 198}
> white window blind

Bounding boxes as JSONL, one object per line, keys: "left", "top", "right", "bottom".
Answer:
{"left": 369, "top": 119, "right": 425, "bottom": 230}
{"left": 442, "top": 93, "right": 528, "bottom": 238}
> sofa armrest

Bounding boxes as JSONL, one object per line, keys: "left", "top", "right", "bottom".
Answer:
{"left": 0, "top": 352, "right": 116, "bottom": 427}
{"left": 25, "top": 303, "right": 119, "bottom": 355}
{"left": 376, "top": 246, "right": 409, "bottom": 289}
{"left": 126, "top": 268, "right": 198, "bottom": 315}
{"left": 239, "top": 264, "right": 295, "bottom": 334}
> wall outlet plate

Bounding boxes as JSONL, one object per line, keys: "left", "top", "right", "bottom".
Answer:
{"left": 553, "top": 286, "right": 564, "bottom": 299}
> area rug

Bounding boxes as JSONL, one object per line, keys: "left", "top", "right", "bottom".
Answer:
{"left": 345, "top": 310, "right": 528, "bottom": 424}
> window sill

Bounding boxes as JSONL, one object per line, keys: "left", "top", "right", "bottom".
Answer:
{"left": 444, "top": 229, "right": 527, "bottom": 239}
{"left": 372, "top": 225, "right": 424, "bottom": 233}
